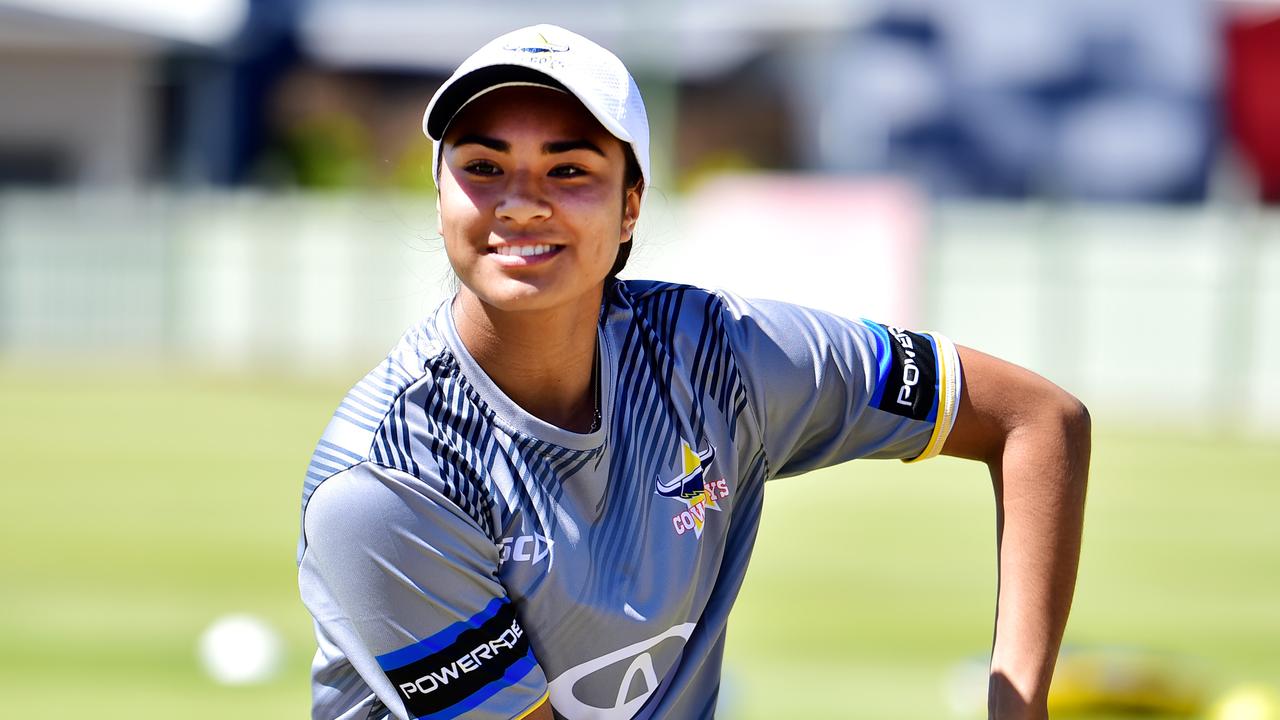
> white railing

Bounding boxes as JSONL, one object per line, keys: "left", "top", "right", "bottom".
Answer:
{"left": 2, "top": 187, "right": 1277, "bottom": 431}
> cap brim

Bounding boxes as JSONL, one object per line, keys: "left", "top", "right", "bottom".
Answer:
{"left": 424, "top": 65, "right": 571, "bottom": 140}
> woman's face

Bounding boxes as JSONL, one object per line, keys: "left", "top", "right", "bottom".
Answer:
{"left": 438, "top": 85, "right": 641, "bottom": 315}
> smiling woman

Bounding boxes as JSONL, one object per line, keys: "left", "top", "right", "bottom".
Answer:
{"left": 438, "top": 85, "right": 641, "bottom": 322}
{"left": 296, "top": 24, "right": 1090, "bottom": 720}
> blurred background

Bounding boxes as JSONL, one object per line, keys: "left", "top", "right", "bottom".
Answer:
{"left": 1, "top": 0, "right": 1278, "bottom": 718}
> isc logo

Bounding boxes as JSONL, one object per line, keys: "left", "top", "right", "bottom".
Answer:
{"left": 497, "top": 533, "right": 554, "bottom": 567}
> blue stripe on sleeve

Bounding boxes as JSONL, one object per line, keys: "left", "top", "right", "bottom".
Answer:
{"left": 334, "top": 408, "right": 379, "bottom": 432}
{"left": 862, "top": 320, "right": 893, "bottom": 408}
{"left": 376, "top": 596, "right": 507, "bottom": 671}
{"left": 317, "top": 439, "right": 364, "bottom": 462}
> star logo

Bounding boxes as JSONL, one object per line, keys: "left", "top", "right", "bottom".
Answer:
{"left": 504, "top": 31, "right": 569, "bottom": 54}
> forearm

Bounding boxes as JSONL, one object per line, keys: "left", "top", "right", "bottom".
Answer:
{"left": 987, "top": 401, "right": 1091, "bottom": 719}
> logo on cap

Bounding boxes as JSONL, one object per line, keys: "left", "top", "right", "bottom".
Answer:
{"left": 504, "top": 31, "right": 569, "bottom": 54}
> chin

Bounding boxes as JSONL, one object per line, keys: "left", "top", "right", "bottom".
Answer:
{"left": 467, "top": 279, "right": 583, "bottom": 314}
{"left": 456, "top": 259, "right": 612, "bottom": 315}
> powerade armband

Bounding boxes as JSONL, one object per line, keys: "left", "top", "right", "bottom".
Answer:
{"left": 868, "top": 323, "right": 939, "bottom": 423}
{"left": 377, "top": 597, "right": 537, "bottom": 719}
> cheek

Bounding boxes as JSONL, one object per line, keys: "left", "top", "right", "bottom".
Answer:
{"left": 437, "top": 182, "right": 485, "bottom": 243}
{"left": 437, "top": 205, "right": 487, "bottom": 280}
{"left": 559, "top": 186, "right": 626, "bottom": 238}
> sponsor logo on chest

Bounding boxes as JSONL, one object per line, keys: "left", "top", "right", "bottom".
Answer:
{"left": 548, "top": 623, "right": 696, "bottom": 720}
{"left": 497, "top": 533, "right": 555, "bottom": 568}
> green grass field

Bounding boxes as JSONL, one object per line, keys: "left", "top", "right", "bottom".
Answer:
{"left": 1, "top": 364, "right": 1277, "bottom": 719}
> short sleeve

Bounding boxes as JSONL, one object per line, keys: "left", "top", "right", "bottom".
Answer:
{"left": 299, "top": 462, "right": 548, "bottom": 720}
{"left": 717, "top": 293, "right": 962, "bottom": 478}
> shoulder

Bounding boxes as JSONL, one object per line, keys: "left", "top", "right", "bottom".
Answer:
{"left": 614, "top": 278, "right": 703, "bottom": 300}
{"left": 304, "top": 462, "right": 407, "bottom": 532}
{"left": 312, "top": 305, "right": 459, "bottom": 461}
{"left": 610, "top": 279, "right": 817, "bottom": 329}
{"left": 305, "top": 345, "right": 439, "bottom": 482}
{"left": 300, "top": 311, "right": 467, "bottom": 546}
{"left": 607, "top": 278, "right": 842, "bottom": 375}
{"left": 305, "top": 460, "right": 472, "bottom": 535}
{"left": 609, "top": 278, "right": 736, "bottom": 332}
{"left": 302, "top": 454, "right": 505, "bottom": 582}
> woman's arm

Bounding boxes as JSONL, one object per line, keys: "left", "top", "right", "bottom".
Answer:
{"left": 941, "top": 345, "right": 1092, "bottom": 720}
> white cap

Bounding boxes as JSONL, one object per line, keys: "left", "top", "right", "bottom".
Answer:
{"left": 423, "top": 24, "right": 650, "bottom": 187}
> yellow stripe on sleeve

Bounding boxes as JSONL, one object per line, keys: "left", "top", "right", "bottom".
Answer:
{"left": 904, "top": 333, "right": 962, "bottom": 463}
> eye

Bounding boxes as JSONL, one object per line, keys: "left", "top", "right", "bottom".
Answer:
{"left": 464, "top": 160, "right": 502, "bottom": 177}
{"left": 549, "top": 164, "right": 588, "bottom": 179}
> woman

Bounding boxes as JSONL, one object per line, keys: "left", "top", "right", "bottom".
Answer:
{"left": 298, "top": 24, "right": 1090, "bottom": 720}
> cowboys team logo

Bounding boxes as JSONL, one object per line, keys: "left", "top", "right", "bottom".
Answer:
{"left": 657, "top": 441, "right": 729, "bottom": 537}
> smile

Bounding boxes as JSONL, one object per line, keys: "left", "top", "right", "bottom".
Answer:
{"left": 488, "top": 243, "right": 563, "bottom": 266}
{"left": 492, "top": 244, "right": 558, "bottom": 257}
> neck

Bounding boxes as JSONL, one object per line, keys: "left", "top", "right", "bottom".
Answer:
{"left": 452, "top": 287, "right": 603, "bottom": 433}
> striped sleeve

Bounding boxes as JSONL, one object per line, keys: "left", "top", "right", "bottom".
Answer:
{"left": 715, "top": 292, "right": 963, "bottom": 476}
{"left": 299, "top": 462, "right": 548, "bottom": 720}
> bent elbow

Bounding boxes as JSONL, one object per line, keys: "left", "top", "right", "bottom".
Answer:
{"left": 1060, "top": 395, "right": 1091, "bottom": 441}
{"left": 1042, "top": 389, "right": 1090, "bottom": 454}
{"left": 1052, "top": 393, "right": 1091, "bottom": 492}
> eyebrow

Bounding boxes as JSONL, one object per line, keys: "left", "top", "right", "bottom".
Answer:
{"left": 545, "top": 139, "right": 606, "bottom": 157}
{"left": 451, "top": 134, "right": 606, "bottom": 158}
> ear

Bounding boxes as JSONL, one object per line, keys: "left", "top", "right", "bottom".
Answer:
{"left": 435, "top": 193, "right": 443, "bottom": 236}
{"left": 621, "top": 184, "right": 643, "bottom": 243}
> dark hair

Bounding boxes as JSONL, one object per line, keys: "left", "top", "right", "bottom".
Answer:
{"left": 608, "top": 149, "right": 645, "bottom": 278}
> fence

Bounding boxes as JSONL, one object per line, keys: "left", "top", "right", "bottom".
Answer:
{"left": 2, "top": 186, "right": 1277, "bottom": 432}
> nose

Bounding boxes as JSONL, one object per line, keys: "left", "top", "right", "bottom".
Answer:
{"left": 496, "top": 170, "right": 551, "bottom": 225}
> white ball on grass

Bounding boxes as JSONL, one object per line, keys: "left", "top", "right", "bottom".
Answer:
{"left": 198, "top": 613, "right": 283, "bottom": 685}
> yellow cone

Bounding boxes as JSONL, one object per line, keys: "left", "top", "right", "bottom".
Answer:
{"left": 1211, "top": 685, "right": 1280, "bottom": 720}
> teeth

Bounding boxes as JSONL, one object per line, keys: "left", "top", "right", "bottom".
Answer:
{"left": 495, "top": 244, "right": 554, "bottom": 257}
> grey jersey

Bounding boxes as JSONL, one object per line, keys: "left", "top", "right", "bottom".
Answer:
{"left": 298, "top": 280, "right": 962, "bottom": 720}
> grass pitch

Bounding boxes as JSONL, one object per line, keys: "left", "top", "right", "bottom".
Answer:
{"left": 1, "top": 364, "right": 1276, "bottom": 719}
